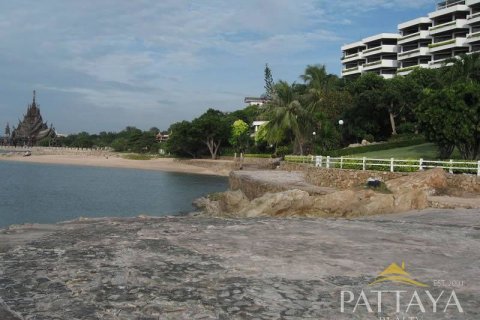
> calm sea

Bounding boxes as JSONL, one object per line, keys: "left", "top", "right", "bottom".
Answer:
{"left": 0, "top": 161, "right": 228, "bottom": 228}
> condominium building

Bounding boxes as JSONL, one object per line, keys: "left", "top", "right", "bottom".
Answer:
{"left": 341, "top": 0, "right": 480, "bottom": 79}
{"left": 397, "top": 17, "right": 432, "bottom": 76}
{"left": 467, "top": 0, "right": 480, "bottom": 52}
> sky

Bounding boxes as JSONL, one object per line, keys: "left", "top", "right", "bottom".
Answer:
{"left": 0, "top": 0, "right": 438, "bottom": 134}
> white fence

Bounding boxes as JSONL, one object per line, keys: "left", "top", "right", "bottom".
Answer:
{"left": 285, "top": 155, "right": 480, "bottom": 176}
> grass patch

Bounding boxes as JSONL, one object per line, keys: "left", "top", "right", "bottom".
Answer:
{"left": 122, "top": 153, "right": 155, "bottom": 160}
{"left": 326, "top": 137, "right": 426, "bottom": 157}
{"left": 350, "top": 143, "right": 439, "bottom": 159}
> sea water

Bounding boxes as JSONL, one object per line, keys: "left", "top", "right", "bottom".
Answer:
{"left": 0, "top": 161, "right": 227, "bottom": 228}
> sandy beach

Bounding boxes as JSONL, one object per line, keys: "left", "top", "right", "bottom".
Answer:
{"left": 0, "top": 154, "right": 232, "bottom": 176}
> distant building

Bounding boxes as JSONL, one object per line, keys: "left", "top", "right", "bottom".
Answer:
{"left": 341, "top": 0, "right": 480, "bottom": 78}
{"left": 251, "top": 120, "right": 268, "bottom": 138}
{"left": 244, "top": 96, "right": 270, "bottom": 106}
{"left": 156, "top": 132, "right": 169, "bottom": 142}
{"left": 10, "top": 91, "right": 56, "bottom": 146}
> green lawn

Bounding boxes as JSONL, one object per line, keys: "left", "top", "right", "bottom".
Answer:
{"left": 348, "top": 143, "right": 440, "bottom": 159}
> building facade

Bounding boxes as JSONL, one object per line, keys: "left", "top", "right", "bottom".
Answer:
{"left": 342, "top": 0, "right": 480, "bottom": 79}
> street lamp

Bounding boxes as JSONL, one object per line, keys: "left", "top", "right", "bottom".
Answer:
{"left": 338, "top": 119, "right": 344, "bottom": 126}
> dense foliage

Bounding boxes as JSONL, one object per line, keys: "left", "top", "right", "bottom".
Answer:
{"left": 47, "top": 54, "right": 480, "bottom": 160}
{"left": 52, "top": 127, "right": 162, "bottom": 154}
{"left": 164, "top": 55, "right": 480, "bottom": 159}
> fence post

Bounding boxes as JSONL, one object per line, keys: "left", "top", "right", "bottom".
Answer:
{"left": 419, "top": 158, "right": 424, "bottom": 171}
{"left": 340, "top": 156, "right": 344, "bottom": 169}
{"left": 326, "top": 156, "right": 330, "bottom": 169}
{"left": 478, "top": 161, "right": 480, "bottom": 177}
{"left": 234, "top": 152, "right": 237, "bottom": 159}
{"left": 319, "top": 156, "right": 323, "bottom": 168}
{"left": 362, "top": 157, "right": 366, "bottom": 171}
{"left": 315, "top": 156, "right": 321, "bottom": 167}
{"left": 390, "top": 158, "right": 394, "bottom": 172}
{"left": 449, "top": 159, "right": 453, "bottom": 174}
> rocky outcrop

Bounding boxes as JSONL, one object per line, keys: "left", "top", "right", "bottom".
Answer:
{"left": 229, "top": 171, "right": 335, "bottom": 200}
{"left": 196, "top": 168, "right": 450, "bottom": 218}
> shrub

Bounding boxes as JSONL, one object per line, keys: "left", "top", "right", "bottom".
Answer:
{"left": 275, "top": 146, "right": 292, "bottom": 157}
{"left": 363, "top": 134, "right": 375, "bottom": 143}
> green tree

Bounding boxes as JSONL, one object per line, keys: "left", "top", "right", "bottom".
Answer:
{"left": 264, "top": 63, "right": 275, "bottom": 99}
{"left": 166, "top": 121, "right": 202, "bottom": 158}
{"left": 443, "top": 53, "right": 480, "bottom": 85}
{"left": 346, "top": 73, "right": 390, "bottom": 141}
{"left": 417, "top": 83, "right": 480, "bottom": 159}
{"left": 229, "top": 119, "right": 250, "bottom": 153}
{"left": 300, "top": 64, "right": 349, "bottom": 151}
{"left": 192, "top": 109, "right": 231, "bottom": 159}
{"left": 264, "top": 81, "right": 309, "bottom": 154}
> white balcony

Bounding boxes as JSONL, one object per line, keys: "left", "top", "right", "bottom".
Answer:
{"left": 341, "top": 52, "right": 363, "bottom": 63}
{"left": 398, "top": 17, "right": 432, "bottom": 31}
{"left": 466, "top": 31, "right": 480, "bottom": 43}
{"left": 429, "top": 5, "right": 469, "bottom": 20}
{"left": 429, "top": 58, "right": 455, "bottom": 68}
{"left": 381, "top": 74, "right": 396, "bottom": 79}
{"left": 363, "top": 60, "right": 398, "bottom": 71}
{"left": 342, "top": 65, "right": 363, "bottom": 76}
{"left": 466, "top": 0, "right": 480, "bottom": 6}
{"left": 467, "top": 12, "right": 480, "bottom": 24}
{"left": 398, "top": 31, "right": 431, "bottom": 45}
{"left": 396, "top": 64, "right": 430, "bottom": 76}
{"left": 429, "top": 19, "right": 468, "bottom": 35}
{"left": 428, "top": 37, "right": 467, "bottom": 52}
{"left": 397, "top": 47, "right": 431, "bottom": 60}
{"left": 362, "top": 45, "right": 398, "bottom": 57}
{"left": 341, "top": 40, "right": 365, "bottom": 52}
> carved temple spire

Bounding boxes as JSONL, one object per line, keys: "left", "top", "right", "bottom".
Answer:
{"left": 33, "top": 90, "right": 36, "bottom": 105}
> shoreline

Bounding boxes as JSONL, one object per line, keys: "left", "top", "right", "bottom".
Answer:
{"left": 0, "top": 154, "right": 231, "bottom": 177}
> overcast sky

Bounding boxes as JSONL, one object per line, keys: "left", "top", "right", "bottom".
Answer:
{"left": 0, "top": 0, "right": 436, "bottom": 134}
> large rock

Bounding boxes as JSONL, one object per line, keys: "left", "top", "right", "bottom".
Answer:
{"left": 239, "top": 189, "right": 313, "bottom": 217}
{"left": 386, "top": 168, "right": 447, "bottom": 212}
{"left": 313, "top": 189, "right": 395, "bottom": 217}
{"left": 386, "top": 167, "right": 447, "bottom": 195}
{"left": 193, "top": 190, "right": 249, "bottom": 216}
{"left": 199, "top": 168, "right": 450, "bottom": 218}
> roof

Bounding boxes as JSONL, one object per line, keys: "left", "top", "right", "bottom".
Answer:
{"left": 341, "top": 40, "right": 366, "bottom": 51}
{"left": 398, "top": 17, "right": 432, "bottom": 30}
{"left": 244, "top": 97, "right": 270, "bottom": 103}
{"left": 363, "top": 33, "right": 400, "bottom": 44}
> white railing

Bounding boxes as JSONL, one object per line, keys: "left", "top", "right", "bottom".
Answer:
{"left": 284, "top": 155, "right": 480, "bottom": 176}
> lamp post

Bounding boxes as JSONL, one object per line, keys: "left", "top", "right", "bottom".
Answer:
{"left": 338, "top": 120, "right": 344, "bottom": 147}
{"left": 312, "top": 131, "right": 316, "bottom": 155}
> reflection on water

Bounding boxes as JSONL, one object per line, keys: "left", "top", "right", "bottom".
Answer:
{"left": 0, "top": 161, "right": 227, "bottom": 228}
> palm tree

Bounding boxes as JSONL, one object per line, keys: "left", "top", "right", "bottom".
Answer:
{"left": 264, "top": 81, "right": 309, "bottom": 155}
{"left": 300, "top": 65, "right": 348, "bottom": 151}
{"left": 443, "top": 53, "right": 480, "bottom": 85}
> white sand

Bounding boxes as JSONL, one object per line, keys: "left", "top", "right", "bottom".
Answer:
{"left": 0, "top": 154, "right": 231, "bottom": 176}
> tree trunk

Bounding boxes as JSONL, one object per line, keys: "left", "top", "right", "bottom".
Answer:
{"left": 389, "top": 106, "right": 397, "bottom": 135}
{"left": 205, "top": 138, "right": 221, "bottom": 159}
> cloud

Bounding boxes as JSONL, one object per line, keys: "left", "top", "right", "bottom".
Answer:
{"left": 0, "top": 0, "right": 436, "bottom": 132}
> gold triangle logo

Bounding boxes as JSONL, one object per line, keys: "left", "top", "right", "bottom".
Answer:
{"left": 369, "top": 261, "right": 429, "bottom": 287}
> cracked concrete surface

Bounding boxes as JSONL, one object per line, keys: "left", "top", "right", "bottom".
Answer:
{"left": 0, "top": 209, "right": 479, "bottom": 319}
